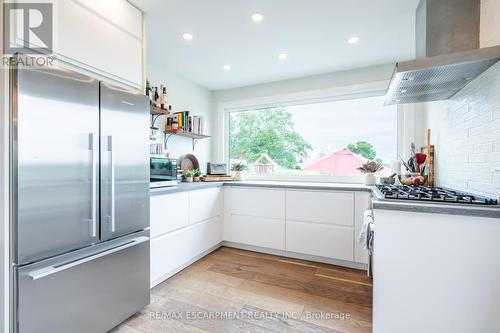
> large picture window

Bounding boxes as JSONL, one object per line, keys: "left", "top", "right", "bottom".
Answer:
{"left": 228, "top": 95, "right": 397, "bottom": 180}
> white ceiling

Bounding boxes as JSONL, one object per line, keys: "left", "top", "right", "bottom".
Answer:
{"left": 132, "top": 0, "right": 420, "bottom": 90}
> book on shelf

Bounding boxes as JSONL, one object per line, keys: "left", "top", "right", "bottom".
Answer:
{"left": 167, "top": 112, "right": 207, "bottom": 136}
{"left": 173, "top": 111, "right": 189, "bottom": 132}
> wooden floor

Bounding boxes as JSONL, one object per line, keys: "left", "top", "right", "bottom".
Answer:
{"left": 111, "top": 247, "right": 372, "bottom": 333}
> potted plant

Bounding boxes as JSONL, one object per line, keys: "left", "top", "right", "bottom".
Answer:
{"left": 192, "top": 169, "right": 202, "bottom": 182}
{"left": 183, "top": 169, "right": 197, "bottom": 183}
{"left": 357, "top": 160, "right": 384, "bottom": 185}
{"left": 231, "top": 162, "right": 248, "bottom": 181}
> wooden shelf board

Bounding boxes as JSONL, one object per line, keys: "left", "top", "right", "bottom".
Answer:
{"left": 150, "top": 105, "right": 170, "bottom": 115}
{"left": 164, "top": 131, "right": 211, "bottom": 139}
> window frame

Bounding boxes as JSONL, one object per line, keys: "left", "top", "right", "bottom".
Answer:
{"left": 216, "top": 80, "right": 409, "bottom": 184}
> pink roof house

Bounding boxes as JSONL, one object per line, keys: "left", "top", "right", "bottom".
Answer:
{"left": 300, "top": 149, "right": 369, "bottom": 176}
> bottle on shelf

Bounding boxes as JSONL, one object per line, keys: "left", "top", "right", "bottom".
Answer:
{"left": 161, "top": 85, "right": 168, "bottom": 110}
{"left": 166, "top": 116, "right": 173, "bottom": 132}
{"left": 158, "top": 85, "right": 165, "bottom": 109}
{"left": 145, "top": 79, "right": 152, "bottom": 101}
{"left": 153, "top": 87, "right": 160, "bottom": 108}
{"left": 171, "top": 116, "right": 179, "bottom": 132}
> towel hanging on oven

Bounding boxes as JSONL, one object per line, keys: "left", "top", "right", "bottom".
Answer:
{"left": 358, "top": 209, "right": 374, "bottom": 252}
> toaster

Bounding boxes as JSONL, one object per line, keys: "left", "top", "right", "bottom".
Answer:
{"left": 207, "top": 163, "right": 227, "bottom": 175}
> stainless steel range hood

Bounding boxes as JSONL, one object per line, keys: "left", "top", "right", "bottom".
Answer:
{"left": 385, "top": 0, "right": 500, "bottom": 105}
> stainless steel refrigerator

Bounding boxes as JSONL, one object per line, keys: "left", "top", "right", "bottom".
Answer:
{"left": 10, "top": 62, "right": 150, "bottom": 333}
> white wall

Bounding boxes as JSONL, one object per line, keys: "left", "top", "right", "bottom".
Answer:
{"left": 213, "top": 63, "right": 395, "bottom": 103}
{"left": 147, "top": 52, "right": 213, "bottom": 173}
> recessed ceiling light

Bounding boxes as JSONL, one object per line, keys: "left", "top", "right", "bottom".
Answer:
{"left": 251, "top": 13, "right": 264, "bottom": 22}
{"left": 347, "top": 36, "right": 360, "bottom": 44}
{"left": 182, "top": 32, "right": 193, "bottom": 41}
{"left": 223, "top": 65, "right": 231, "bottom": 71}
{"left": 278, "top": 53, "right": 288, "bottom": 60}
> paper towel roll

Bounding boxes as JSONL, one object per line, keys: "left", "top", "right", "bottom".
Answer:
{"left": 391, "top": 160, "right": 401, "bottom": 175}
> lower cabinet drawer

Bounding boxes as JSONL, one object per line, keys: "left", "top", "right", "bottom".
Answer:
{"left": 150, "top": 192, "right": 189, "bottom": 238}
{"left": 224, "top": 215, "right": 285, "bottom": 250}
{"left": 151, "top": 217, "right": 222, "bottom": 286}
{"left": 286, "top": 220, "right": 354, "bottom": 261}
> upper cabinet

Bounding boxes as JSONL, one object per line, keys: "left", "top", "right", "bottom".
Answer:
{"left": 55, "top": 0, "right": 143, "bottom": 89}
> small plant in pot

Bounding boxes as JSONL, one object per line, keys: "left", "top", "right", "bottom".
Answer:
{"left": 357, "top": 160, "right": 384, "bottom": 185}
{"left": 192, "top": 169, "right": 202, "bottom": 182}
{"left": 231, "top": 163, "right": 248, "bottom": 181}
{"left": 183, "top": 169, "right": 197, "bottom": 183}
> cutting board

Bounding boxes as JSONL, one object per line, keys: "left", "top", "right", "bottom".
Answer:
{"left": 201, "top": 175, "right": 237, "bottom": 182}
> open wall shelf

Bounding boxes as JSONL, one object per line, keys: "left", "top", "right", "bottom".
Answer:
{"left": 164, "top": 130, "right": 211, "bottom": 150}
{"left": 150, "top": 105, "right": 170, "bottom": 115}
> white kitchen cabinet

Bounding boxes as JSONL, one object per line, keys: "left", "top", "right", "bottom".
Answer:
{"left": 229, "top": 187, "right": 285, "bottom": 219}
{"left": 373, "top": 209, "right": 500, "bottom": 333}
{"left": 354, "top": 192, "right": 371, "bottom": 264}
{"left": 189, "top": 187, "right": 222, "bottom": 225}
{"left": 224, "top": 215, "right": 285, "bottom": 250}
{"left": 224, "top": 186, "right": 286, "bottom": 250}
{"left": 150, "top": 192, "right": 189, "bottom": 238}
{"left": 55, "top": 0, "right": 143, "bottom": 88}
{"left": 286, "top": 221, "right": 354, "bottom": 261}
{"left": 150, "top": 216, "right": 222, "bottom": 287}
{"left": 72, "top": 0, "right": 143, "bottom": 38}
{"left": 224, "top": 186, "right": 367, "bottom": 265}
{"left": 286, "top": 190, "right": 354, "bottom": 226}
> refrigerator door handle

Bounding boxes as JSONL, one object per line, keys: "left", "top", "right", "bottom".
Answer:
{"left": 108, "top": 135, "right": 116, "bottom": 232}
{"left": 25, "top": 236, "right": 149, "bottom": 280}
{"left": 89, "top": 133, "right": 98, "bottom": 238}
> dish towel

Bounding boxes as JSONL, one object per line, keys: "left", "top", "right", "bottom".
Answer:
{"left": 358, "top": 209, "right": 374, "bottom": 251}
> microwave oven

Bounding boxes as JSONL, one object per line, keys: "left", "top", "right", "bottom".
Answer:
{"left": 150, "top": 157, "right": 178, "bottom": 182}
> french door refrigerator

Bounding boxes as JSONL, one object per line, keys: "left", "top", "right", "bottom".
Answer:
{"left": 10, "top": 62, "right": 150, "bottom": 333}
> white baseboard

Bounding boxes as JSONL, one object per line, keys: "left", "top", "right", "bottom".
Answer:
{"left": 222, "top": 241, "right": 368, "bottom": 271}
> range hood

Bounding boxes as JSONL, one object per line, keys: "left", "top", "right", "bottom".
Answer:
{"left": 385, "top": 0, "right": 500, "bottom": 105}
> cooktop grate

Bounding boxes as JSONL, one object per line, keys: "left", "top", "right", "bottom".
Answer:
{"left": 375, "top": 185, "right": 498, "bottom": 206}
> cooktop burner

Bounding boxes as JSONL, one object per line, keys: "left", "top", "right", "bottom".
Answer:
{"left": 375, "top": 185, "right": 498, "bottom": 206}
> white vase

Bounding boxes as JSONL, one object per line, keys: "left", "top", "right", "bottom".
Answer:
{"left": 364, "top": 173, "right": 376, "bottom": 185}
{"left": 234, "top": 171, "right": 242, "bottom": 181}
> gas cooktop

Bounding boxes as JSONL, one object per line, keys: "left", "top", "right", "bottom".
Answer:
{"left": 375, "top": 185, "right": 498, "bottom": 206}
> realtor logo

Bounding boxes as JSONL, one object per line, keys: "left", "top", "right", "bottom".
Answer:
{"left": 3, "top": 2, "right": 53, "bottom": 55}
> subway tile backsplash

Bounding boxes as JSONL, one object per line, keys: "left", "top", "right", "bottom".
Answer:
{"left": 424, "top": 62, "right": 500, "bottom": 199}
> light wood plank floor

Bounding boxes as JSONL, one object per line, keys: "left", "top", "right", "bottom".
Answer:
{"left": 111, "top": 247, "right": 372, "bottom": 333}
